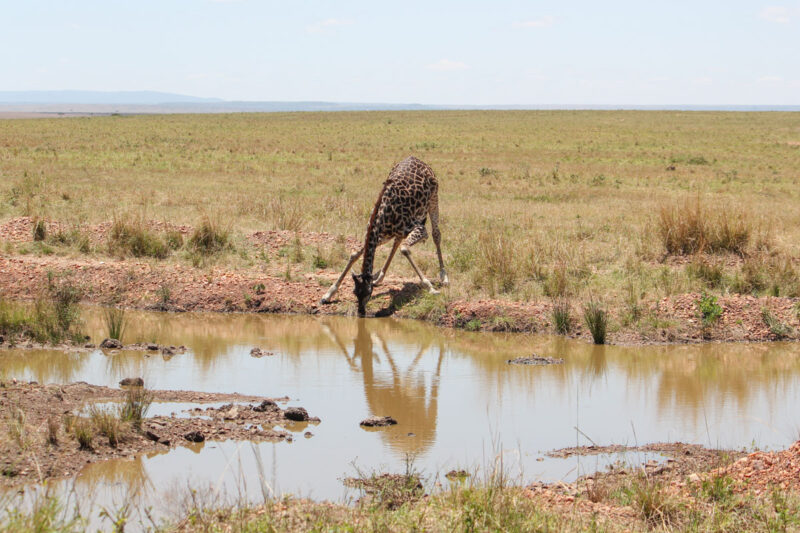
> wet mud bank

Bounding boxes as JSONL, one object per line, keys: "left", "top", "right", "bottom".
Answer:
{"left": 0, "top": 381, "right": 318, "bottom": 487}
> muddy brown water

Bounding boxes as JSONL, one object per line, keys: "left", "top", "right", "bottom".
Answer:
{"left": 3, "top": 307, "right": 800, "bottom": 526}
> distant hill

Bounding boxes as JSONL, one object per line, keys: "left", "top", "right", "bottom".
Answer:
{"left": 0, "top": 90, "right": 223, "bottom": 105}
{"left": 0, "top": 91, "right": 797, "bottom": 114}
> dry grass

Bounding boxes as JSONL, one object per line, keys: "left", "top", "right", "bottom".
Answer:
{"left": 1, "top": 111, "right": 799, "bottom": 314}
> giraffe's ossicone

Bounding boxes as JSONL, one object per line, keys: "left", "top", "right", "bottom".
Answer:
{"left": 320, "top": 156, "right": 449, "bottom": 316}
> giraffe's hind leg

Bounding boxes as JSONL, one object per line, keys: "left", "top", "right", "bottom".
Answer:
{"left": 373, "top": 237, "right": 402, "bottom": 286}
{"left": 429, "top": 198, "right": 449, "bottom": 286}
{"left": 400, "top": 224, "right": 438, "bottom": 294}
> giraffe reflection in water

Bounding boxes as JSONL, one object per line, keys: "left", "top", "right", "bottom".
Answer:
{"left": 322, "top": 318, "right": 444, "bottom": 456}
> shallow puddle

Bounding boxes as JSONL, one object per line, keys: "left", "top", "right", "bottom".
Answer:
{"left": 3, "top": 307, "right": 800, "bottom": 525}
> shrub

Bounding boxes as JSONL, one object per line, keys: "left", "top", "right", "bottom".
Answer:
{"left": 108, "top": 215, "right": 169, "bottom": 259}
{"left": 551, "top": 299, "right": 571, "bottom": 335}
{"left": 697, "top": 293, "right": 723, "bottom": 326}
{"left": 582, "top": 300, "right": 607, "bottom": 344}
{"left": 188, "top": 215, "right": 230, "bottom": 255}
{"left": 761, "top": 308, "right": 793, "bottom": 339}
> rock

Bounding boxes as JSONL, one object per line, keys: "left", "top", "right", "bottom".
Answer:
{"left": 184, "top": 431, "right": 205, "bottom": 443}
{"left": 119, "top": 377, "right": 144, "bottom": 387}
{"left": 284, "top": 407, "right": 309, "bottom": 422}
{"left": 161, "top": 346, "right": 175, "bottom": 356}
{"left": 445, "top": 469, "right": 470, "bottom": 481}
{"left": 360, "top": 416, "right": 398, "bottom": 427}
{"left": 0, "top": 335, "right": 4, "bottom": 344}
{"left": 687, "top": 473, "right": 701, "bottom": 483}
{"left": 144, "top": 430, "right": 161, "bottom": 442}
{"left": 666, "top": 165, "right": 676, "bottom": 171}
{"left": 146, "top": 343, "right": 159, "bottom": 351}
{"left": 253, "top": 399, "right": 277, "bottom": 412}
{"left": 84, "top": 343, "right": 95, "bottom": 349}
{"left": 507, "top": 355, "right": 564, "bottom": 366}
{"left": 250, "top": 347, "right": 273, "bottom": 358}
{"left": 100, "top": 338, "right": 123, "bottom": 349}
{"left": 304, "top": 431, "right": 313, "bottom": 438}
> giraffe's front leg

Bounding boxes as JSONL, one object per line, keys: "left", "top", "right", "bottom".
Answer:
{"left": 320, "top": 247, "right": 364, "bottom": 304}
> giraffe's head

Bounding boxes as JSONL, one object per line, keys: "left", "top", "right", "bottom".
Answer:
{"left": 352, "top": 272, "right": 373, "bottom": 317}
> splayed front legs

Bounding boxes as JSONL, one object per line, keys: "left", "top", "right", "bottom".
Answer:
{"left": 320, "top": 247, "right": 364, "bottom": 304}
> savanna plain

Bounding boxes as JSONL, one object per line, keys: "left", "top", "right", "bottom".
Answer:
{"left": 2, "top": 111, "right": 800, "bottom": 531}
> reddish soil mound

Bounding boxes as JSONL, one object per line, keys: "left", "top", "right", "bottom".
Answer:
{"left": 716, "top": 441, "right": 800, "bottom": 495}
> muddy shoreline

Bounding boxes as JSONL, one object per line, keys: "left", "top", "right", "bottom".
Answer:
{"left": 0, "top": 381, "right": 317, "bottom": 487}
{"left": 1, "top": 216, "right": 799, "bottom": 346}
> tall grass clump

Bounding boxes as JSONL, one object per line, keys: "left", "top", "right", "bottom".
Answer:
{"left": 108, "top": 214, "right": 169, "bottom": 259}
{"left": 118, "top": 386, "right": 153, "bottom": 430}
{"left": 582, "top": 300, "right": 608, "bottom": 344}
{"left": 89, "top": 406, "right": 123, "bottom": 448}
{"left": 32, "top": 217, "right": 46, "bottom": 241}
{"left": 551, "top": 298, "right": 572, "bottom": 334}
{"left": 73, "top": 419, "right": 94, "bottom": 450}
{"left": 48, "top": 225, "right": 91, "bottom": 253}
{"left": 658, "top": 199, "right": 752, "bottom": 256}
{"left": 188, "top": 215, "right": 230, "bottom": 255}
{"left": 473, "top": 230, "right": 517, "bottom": 296}
{"left": 1, "top": 274, "right": 83, "bottom": 344}
{"left": 103, "top": 307, "right": 127, "bottom": 342}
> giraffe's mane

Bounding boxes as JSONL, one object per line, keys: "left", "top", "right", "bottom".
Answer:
{"left": 361, "top": 178, "right": 391, "bottom": 276}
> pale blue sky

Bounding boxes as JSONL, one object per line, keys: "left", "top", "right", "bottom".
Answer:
{"left": 2, "top": 0, "right": 798, "bottom": 104}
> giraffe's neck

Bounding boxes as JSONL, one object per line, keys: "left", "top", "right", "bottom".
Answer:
{"left": 360, "top": 218, "right": 381, "bottom": 277}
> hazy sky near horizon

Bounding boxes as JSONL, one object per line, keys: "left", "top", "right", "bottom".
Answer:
{"left": 2, "top": 0, "right": 798, "bottom": 105}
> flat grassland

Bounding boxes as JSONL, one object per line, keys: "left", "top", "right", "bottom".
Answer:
{"left": 1, "top": 111, "right": 799, "bottom": 342}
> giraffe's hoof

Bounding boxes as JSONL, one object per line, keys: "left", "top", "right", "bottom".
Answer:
{"left": 428, "top": 287, "right": 440, "bottom": 295}
{"left": 319, "top": 297, "right": 331, "bottom": 305}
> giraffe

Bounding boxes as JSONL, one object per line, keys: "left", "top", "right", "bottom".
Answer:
{"left": 320, "top": 156, "right": 449, "bottom": 317}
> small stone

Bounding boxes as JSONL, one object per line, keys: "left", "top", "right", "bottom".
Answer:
{"left": 304, "top": 431, "right": 313, "bottom": 438}
{"left": 284, "top": 407, "right": 309, "bottom": 422}
{"left": 184, "top": 431, "right": 205, "bottom": 443}
{"left": 687, "top": 473, "right": 701, "bottom": 483}
{"left": 161, "top": 346, "right": 175, "bottom": 356}
{"left": 100, "top": 338, "right": 123, "bottom": 349}
{"left": 84, "top": 343, "right": 95, "bottom": 349}
{"left": 253, "top": 399, "right": 277, "bottom": 412}
{"left": 146, "top": 343, "right": 159, "bottom": 351}
{"left": 360, "top": 416, "right": 398, "bottom": 427}
{"left": 119, "top": 377, "right": 144, "bottom": 387}
{"left": 250, "top": 347, "right": 273, "bottom": 358}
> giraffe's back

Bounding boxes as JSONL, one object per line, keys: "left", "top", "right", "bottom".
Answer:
{"left": 376, "top": 156, "right": 438, "bottom": 238}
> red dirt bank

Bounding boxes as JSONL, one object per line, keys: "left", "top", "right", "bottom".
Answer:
{"left": 1, "top": 217, "right": 798, "bottom": 345}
